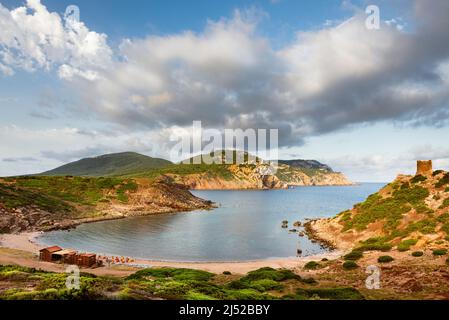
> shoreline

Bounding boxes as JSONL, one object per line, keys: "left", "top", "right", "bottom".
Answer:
{"left": 0, "top": 231, "right": 344, "bottom": 275}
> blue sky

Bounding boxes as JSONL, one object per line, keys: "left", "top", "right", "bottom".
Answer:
{"left": 1, "top": 0, "right": 449, "bottom": 182}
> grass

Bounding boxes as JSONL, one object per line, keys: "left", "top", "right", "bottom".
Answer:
{"left": 356, "top": 237, "right": 393, "bottom": 252}
{"left": 0, "top": 176, "right": 140, "bottom": 221}
{"left": 342, "top": 180, "right": 432, "bottom": 239}
{"left": 0, "top": 265, "right": 369, "bottom": 300}
{"left": 397, "top": 239, "right": 418, "bottom": 252}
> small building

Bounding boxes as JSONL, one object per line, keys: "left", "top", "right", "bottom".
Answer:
{"left": 76, "top": 253, "right": 97, "bottom": 268}
{"left": 39, "top": 246, "right": 62, "bottom": 262}
{"left": 51, "top": 249, "right": 78, "bottom": 264}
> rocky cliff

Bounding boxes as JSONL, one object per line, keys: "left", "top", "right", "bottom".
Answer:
{"left": 0, "top": 177, "right": 213, "bottom": 234}
{"left": 308, "top": 165, "right": 449, "bottom": 252}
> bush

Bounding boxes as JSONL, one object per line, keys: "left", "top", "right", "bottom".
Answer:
{"left": 411, "top": 251, "right": 424, "bottom": 257}
{"left": 377, "top": 256, "right": 394, "bottom": 263}
{"left": 342, "top": 261, "right": 358, "bottom": 270}
{"left": 304, "top": 261, "right": 320, "bottom": 270}
{"left": 344, "top": 250, "right": 363, "bottom": 261}
{"left": 411, "top": 175, "right": 427, "bottom": 184}
{"left": 432, "top": 249, "right": 448, "bottom": 256}
{"left": 127, "top": 268, "right": 214, "bottom": 282}
{"left": 397, "top": 239, "right": 418, "bottom": 252}
{"left": 222, "top": 271, "right": 232, "bottom": 275}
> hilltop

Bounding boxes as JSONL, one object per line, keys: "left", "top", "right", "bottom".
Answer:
{"left": 40, "top": 152, "right": 172, "bottom": 177}
{"left": 308, "top": 162, "right": 449, "bottom": 253}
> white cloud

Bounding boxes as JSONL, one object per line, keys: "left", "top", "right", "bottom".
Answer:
{"left": 0, "top": 0, "right": 112, "bottom": 79}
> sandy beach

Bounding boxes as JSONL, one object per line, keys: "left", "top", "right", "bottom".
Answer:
{"left": 0, "top": 232, "right": 343, "bottom": 276}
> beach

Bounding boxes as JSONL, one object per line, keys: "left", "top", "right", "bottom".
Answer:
{"left": 0, "top": 232, "right": 344, "bottom": 276}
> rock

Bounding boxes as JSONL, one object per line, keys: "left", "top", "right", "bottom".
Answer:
{"left": 297, "top": 249, "right": 303, "bottom": 255}
{"left": 293, "top": 221, "right": 302, "bottom": 227}
{"left": 289, "top": 229, "right": 298, "bottom": 233}
{"left": 298, "top": 232, "right": 305, "bottom": 237}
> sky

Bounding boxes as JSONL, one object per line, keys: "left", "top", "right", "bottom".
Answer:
{"left": 1, "top": 0, "right": 449, "bottom": 182}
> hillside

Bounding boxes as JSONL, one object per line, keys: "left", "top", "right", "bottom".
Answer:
{"left": 40, "top": 152, "right": 172, "bottom": 177}
{"left": 0, "top": 176, "right": 213, "bottom": 234}
{"left": 308, "top": 164, "right": 449, "bottom": 253}
{"left": 122, "top": 150, "right": 352, "bottom": 189}
{"left": 39, "top": 150, "right": 353, "bottom": 189}
{"left": 278, "top": 159, "right": 333, "bottom": 173}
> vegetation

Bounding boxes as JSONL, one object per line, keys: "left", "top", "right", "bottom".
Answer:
{"left": 377, "top": 256, "right": 394, "bottom": 263}
{"left": 0, "top": 265, "right": 368, "bottom": 300}
{"left": 356, "top": 237, "right": 393, "bottom": 252}
{"left": 1, "top": 176, "right": 139, "bottom": 212}
{"left": 432, "top": 249, "right": 448, "bottom": 256}
{"left": 344, "top": 250, "right": 364, "bottom": 261}
{"left": 304, "top": 261, "right": 321, "bottom": 270}
{"left": 412, "top": 251, "right": 424, "bottom": 257}
{"left": 342, "top": 261, "right": 359, "bottom": 270}
{"left": 41, "top": 152, "right": 172, "bottom": 177}
{"left": 397, "top": 239, "right": 418, "bottom": 252}
{"left": 436, "top": 173, "right": 449, "bottom": 188}
{"left": 411, "top": 175, "right": 427, "bottom": 184}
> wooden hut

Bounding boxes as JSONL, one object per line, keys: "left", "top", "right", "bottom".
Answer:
{"left": 51, "top": 249, "right": 77, "bottom": 264}
{"left": 39, "top": 246, "right": 62, "bottom": 262}
{"left": 76, "top": 253, "right": 97, "bottom": 268}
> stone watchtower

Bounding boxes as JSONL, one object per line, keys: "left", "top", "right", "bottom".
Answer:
{"left": 416, "top": 160, "right": 433, "bottom": 176}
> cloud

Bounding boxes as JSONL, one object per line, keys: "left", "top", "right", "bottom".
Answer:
{"left": 2, "top": 0, "right": 449, "bottom": 150}
{"left": 0, "top": 0, "right": 112, "bottom": 79}
{"left": 2, "top": 157, "right": 37, "bottom": 162}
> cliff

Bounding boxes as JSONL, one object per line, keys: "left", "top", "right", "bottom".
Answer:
{"left": 308, "top": 164, "right": 449, "bottom": 252}
{"left": 0, "top": 176, "right": 213, "bottom": 234}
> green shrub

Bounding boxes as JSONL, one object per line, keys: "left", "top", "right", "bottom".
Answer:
{"left": 241, "top": 267, "right": 300, "bottom": 282}
{"left": 436, "top": 173, "right": 449, "bottom": 188}
{"left": 397, "top": 239, "right": 418, "bottom": 252}
{"left": 433, "top": 170, "right": 444, "bottom": 176}
{"left": 342, "top": 261, "right": 358, "bottom": 270}
{"left": 126, "top": 268, "right": 214, "bottom": 282}
{"left": 411, "top": 175, "right": 427, "bottom": 184}
{"left": 344, "top": 250, "right": 363, "bottom": 261}
{"left": 432, "top": 249, "right": 448, "bottom": 256}
{"left": 304, "top": 261, "right": 320, "bottom": 270}
{"left": 411, "top": 251, "right": 424, "bottom": 257}
{"left": 377, "top": 255, "right": 394, "bottom": 263}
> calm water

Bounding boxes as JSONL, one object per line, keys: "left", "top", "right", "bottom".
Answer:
{"left": 37, "top": 184, "right": 385, "bottom": 262}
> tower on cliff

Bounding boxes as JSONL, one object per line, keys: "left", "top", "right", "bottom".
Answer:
{"left": 416, "top": 160, "right": 433, "bottom": 176}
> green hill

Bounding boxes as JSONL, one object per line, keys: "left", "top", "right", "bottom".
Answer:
{"left": 40, "top": 152, "right": 172, "bottom": 177}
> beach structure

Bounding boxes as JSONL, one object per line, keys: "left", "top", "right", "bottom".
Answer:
{"left": 39, "top": 246, "right": 63, "bottom": 262}
{"left": 39, "top": 246, "right": 97, "bottom": 267}
{"left": 76, "top": 253, "right": 97, "bottom": 268}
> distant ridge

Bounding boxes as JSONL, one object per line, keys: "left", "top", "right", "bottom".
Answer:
{"left": 278, "top": 159, "right": 334, "bottom": 173}
{"left": 40, "top": 152, "right": 172, "bottom": 177}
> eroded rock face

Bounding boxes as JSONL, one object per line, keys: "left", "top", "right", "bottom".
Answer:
{"left": 0, "top": 180, "right": 214, "bottom": 234}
